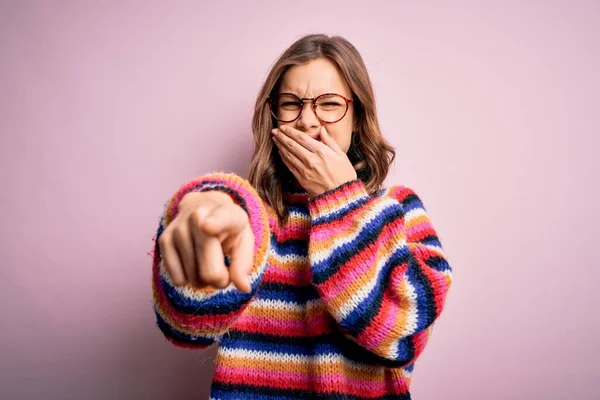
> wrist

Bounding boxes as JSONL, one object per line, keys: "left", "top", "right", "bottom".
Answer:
{"left": 330, "top": 175, "right": 358, "bottom": 192}
{"left": 310, "top": 178, "right": 357, "bottom": 198}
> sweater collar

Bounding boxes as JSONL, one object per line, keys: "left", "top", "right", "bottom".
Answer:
{"left": 282, "top": 178, "right": 309, "bottom": 206}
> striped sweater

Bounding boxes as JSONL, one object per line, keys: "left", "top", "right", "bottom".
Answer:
{"left": 152, "top": 173, "right": 453, "bottom": 399}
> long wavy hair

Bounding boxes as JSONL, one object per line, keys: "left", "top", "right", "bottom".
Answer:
{"left": 248, "top": 34, "right": 396, "bottom": 224}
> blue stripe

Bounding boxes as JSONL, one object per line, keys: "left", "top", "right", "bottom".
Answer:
{"left": 425, "top": 254, "right": 451, "bottom": 273}
{"left": 394, "top": 337, "right": 414, "bottom": 364}
{"left": 287, "top": 203, "right": 310, "bottom": 214}
{"left": 155, "top": 222, "right": 164, "bottom": 258}
{"left": 421, "top": 235, "right": 442, "bottom": 248}
{"left": 311, "top": 194, "right": 371, "bottom": 226}
{"left": 274, "top": 238, "right": 308, "bottom": 256}
{"left": 339, "top": 245, "right": 410, "bottom": 335}
{"left": 401, "top": 192, "right": 424, "bottom": 212}
{"left": 210, "top": 388, "right": 300, "bottom": 400}
{"left": 405, "top": 261, "right": 434, "bottom": 332}
{"left": 160, "top": 273, "right": 260, "bottom": 316}
{"left": 210, "top": 381, "right": 412, "bottom": 399}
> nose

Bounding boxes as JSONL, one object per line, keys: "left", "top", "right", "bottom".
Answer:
{"left": 296, "top": 102, "right": 320, "bottom": 132}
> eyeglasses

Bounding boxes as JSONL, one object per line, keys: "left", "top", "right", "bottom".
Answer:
{"left": 267, "top": 92, "right": 353, "bottom": 123}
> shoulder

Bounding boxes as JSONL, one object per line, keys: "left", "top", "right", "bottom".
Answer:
{"left": 377, "top": 183, "right": 422, "bottom": 203}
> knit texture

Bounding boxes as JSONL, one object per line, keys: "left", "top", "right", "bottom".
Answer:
{"left": 152, "top": 173, "right": 453, "bottom": 399}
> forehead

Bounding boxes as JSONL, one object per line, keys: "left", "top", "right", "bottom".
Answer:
{"left": 279, "top": 58, "right": 351, "bottom": 96}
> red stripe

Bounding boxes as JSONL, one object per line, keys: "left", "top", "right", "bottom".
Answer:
{"left": 213, "top": 368, "right": 394, "bottom": 398}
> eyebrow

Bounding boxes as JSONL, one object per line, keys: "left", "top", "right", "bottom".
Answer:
{"left": 278, "top": 89, "right": 348, "bottom": 97}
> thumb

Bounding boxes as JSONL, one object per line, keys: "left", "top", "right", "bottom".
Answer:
{"left": 319, "top": 126, "right": 342, "bottom": 153}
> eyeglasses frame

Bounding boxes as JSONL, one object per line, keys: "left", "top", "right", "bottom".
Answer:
{"left": 267, "top": 92, "right": 354, "bottom": 124}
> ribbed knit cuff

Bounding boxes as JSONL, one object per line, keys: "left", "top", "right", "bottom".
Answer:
{"left": 307, "top": 179, "right": 370, "bottom": 222}
{"left": 155, "top": 172, "right": 270, "bottom": 293}
{"left": 163, "top": 172, "right": 257, "bottom": 224}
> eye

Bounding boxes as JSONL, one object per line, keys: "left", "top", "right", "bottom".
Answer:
{"left": 279, "top": 101, "right": 302, "bottom": 110}
{"left": 315, "top": 94, "right": 346, "bottom": 110}
{"left": 316, "top": 101, "right": 343, "bottom": 110}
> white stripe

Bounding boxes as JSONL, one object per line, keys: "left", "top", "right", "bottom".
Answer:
{"left": 404, "top": 207, "right": 427, "bottom": 222}
{"left": 248, "top": 298, "right": 325, "bottom": 313}
{"left": 401, "top": 277, "right": 419, "bottom": 336}
{"left": 269, "top": 251, "right": 309, "bottom": 265}
{"left": 385, "top": 277, "right": 419, "bottom": 360}
{"left": 249, "top": 298, "right": 304, "bottom": 312}
{"left": 287, "top": 209, "right": 311, "bottom": 221}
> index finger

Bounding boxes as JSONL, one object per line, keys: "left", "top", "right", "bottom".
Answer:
{"left": 227, "top": 226, "right": 255, "bottom": 293}
{"left": 278, "top": 126, "right": 323, "bottom": 153}
{"left": 318, "top": 125, "right": 343, "bottom": 154}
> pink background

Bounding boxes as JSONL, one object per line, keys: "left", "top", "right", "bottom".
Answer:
{"left": 1, "top": 1, "right": 598, "bottom": 399}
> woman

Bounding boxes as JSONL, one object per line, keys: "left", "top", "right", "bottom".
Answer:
{"left": 152, "top": 34, "right": 453, "bottom": 399}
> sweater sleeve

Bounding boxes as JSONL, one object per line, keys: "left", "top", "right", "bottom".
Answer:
{"left": 307, "top": 179, "right": 452, "bottom": 368}
{"left": 151, "top": 172, "right": 271, "bottom": 349}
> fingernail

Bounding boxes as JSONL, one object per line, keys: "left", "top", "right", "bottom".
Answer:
{"left": 271, "top": 128, "right": 278, "bottom": 136}
{"left": 279, "top": 125, "right": 287, "bottom": 132}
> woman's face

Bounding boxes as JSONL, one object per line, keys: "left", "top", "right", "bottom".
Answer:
{"left": 277, "top": 58, "right": 355, "bottom": 153}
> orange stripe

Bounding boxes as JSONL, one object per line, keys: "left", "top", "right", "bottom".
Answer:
{"left": 244, "top": 303, "right": 305, "bottom": 321}
{"left": 267, "top": 256, "right": 310, "bottom": 273}
{"left": 216, "top": 354, "right": 385, "bottom": 381}
{"left": 323, "top": 226, "right": 406, "bottom": 310}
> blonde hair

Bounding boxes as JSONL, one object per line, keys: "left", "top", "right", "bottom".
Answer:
{"left": 248, "top": 34, "right": 396, "bottom": 223}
